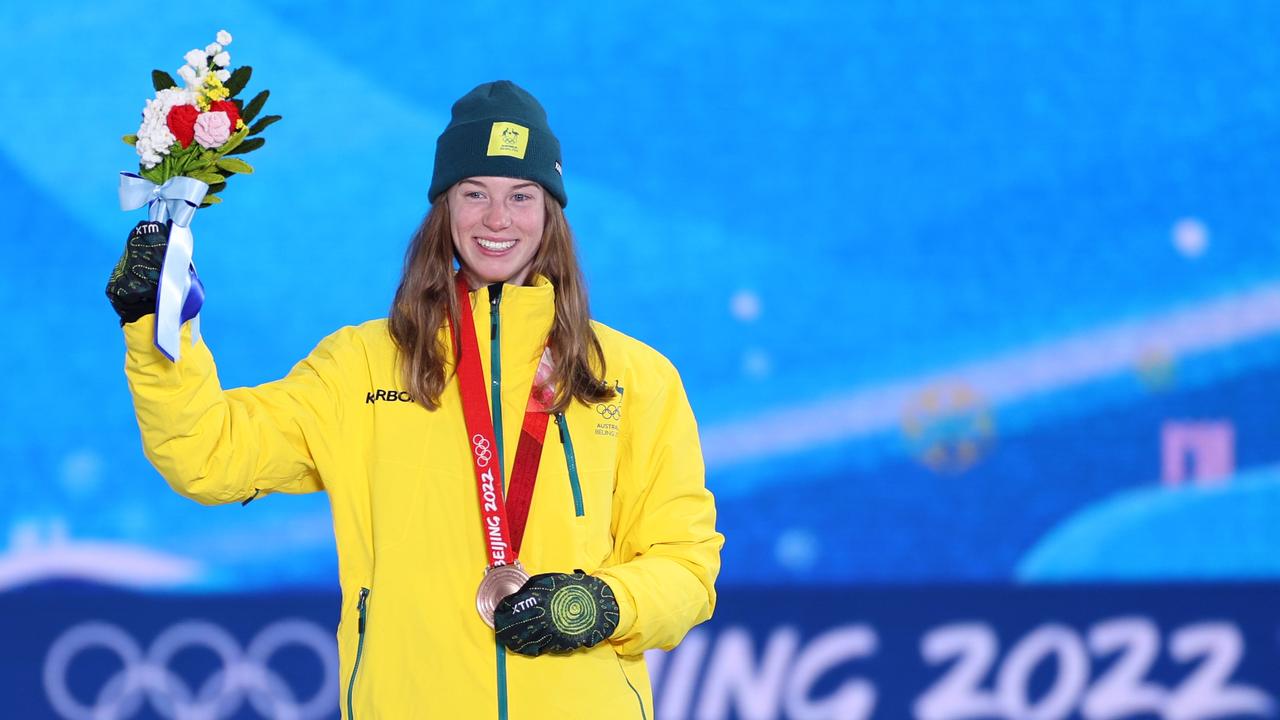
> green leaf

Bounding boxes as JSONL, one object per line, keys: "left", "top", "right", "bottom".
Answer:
{"left": 224, "top": 66, "right": 252, "bottom": 97}
{"left": 140, "top": 165, "right": 165, "bottom": 184}
{"left": 200, "top": 194, "right": 223, "bottom": 208}
{"left": 248, "top": 114, "right": 282, "bottom": 136}
{"left": 240, "top": 90, "right": 269, "bottom": 123}
{"left": 207, "top": 182, "right": 227, "bottom": 194}
{"left": 122, "top": 134, "right": 138, "bottom": 146}
{"left": 226, "top": 137, "right": 265, "bottom": 156}
{"left": 176, "top": 149, "right": 203, "bottom": 174}
{"left": 219, "top": 126, "right": 251, "bottom": 155}
{"left": 190, "top": 171, "right": 225, "bottom": 185}
{"left": 216, "top": 157, "right": 254, "bottom": 174}
{"left": 151, "top": 70, "right": 178, "bottom": 91}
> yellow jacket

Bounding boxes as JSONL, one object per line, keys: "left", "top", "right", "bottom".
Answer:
{"left": 123, "top": 276, "right": 723, "bottom": 719}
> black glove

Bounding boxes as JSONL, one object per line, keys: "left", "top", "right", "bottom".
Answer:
{"left": 494, "top": 570, "right": 620, "bottom": 656}
{"left": 106, "top": 220, "right": 169, "bottom": 325}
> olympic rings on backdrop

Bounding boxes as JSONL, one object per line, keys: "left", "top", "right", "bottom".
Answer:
{"left": 42, "top": 619, "right": 338, "bottom": 720}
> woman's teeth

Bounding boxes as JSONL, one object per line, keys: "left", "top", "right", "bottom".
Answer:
{"left": 478, "top": 238, "right": 516, "bottom": 251}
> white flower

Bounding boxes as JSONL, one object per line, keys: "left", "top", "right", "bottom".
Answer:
{"left": 177, "top": 65, "right": 198, "bottom": 88}
{"left": 217, "top": 30, "right": 232, "bottom": 46}
{"left": 205, "top": 43, "right": 222, "bottom": 55}
{"left": 213, "top": 51, "right": 230, "bottom": 68}
{"left": 215, "top": 69, "right": 231, "bottom": 83}
{"left": 184, "top": 48, "right": 207, "bottom": 69}
{"left": 135, "top": 87, "right": 196, "bottom": 168}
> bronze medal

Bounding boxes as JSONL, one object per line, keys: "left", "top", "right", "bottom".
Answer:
{"left": 476, "top": 562, "right": 530, "bottom": 628}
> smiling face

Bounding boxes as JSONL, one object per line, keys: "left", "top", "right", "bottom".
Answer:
{"left": 449, "top": 176, "right": 546, "bottom": 288}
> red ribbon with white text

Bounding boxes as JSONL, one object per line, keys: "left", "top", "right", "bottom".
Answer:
{"left": 451, "top": 275, "right": 554, "bottom": 568}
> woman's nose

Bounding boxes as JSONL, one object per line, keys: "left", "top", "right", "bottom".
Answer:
{"left": 483, "top": 201, "right": 511, "bottom": 230}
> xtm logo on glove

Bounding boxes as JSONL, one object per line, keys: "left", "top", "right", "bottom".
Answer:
{"left": 106, "top": 220, "right": 170, "bottom": 325}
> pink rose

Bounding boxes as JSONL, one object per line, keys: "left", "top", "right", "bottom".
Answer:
{"left": 209, "top": 100, "right": 241, "bottom": 132}
{"left": 193, "top": 111, "right": 232, "bottom": 149}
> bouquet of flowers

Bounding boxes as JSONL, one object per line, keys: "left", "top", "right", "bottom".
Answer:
{"left": 123, "top": 29, "right": 279, "bottom": 207}
{"left": 118, "top": 30, "right": 280, "bottom": 361}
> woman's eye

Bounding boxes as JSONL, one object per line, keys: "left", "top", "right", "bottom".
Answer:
{"left": 512, "top": 193, "right": 532, "bottom": 202}
{"left": 466, "top": 191, "right": 485, "bottom": 199}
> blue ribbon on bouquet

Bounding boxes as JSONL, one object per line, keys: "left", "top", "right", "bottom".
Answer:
{"left": 118, "top": 172, "right": 209, "bottom": 361}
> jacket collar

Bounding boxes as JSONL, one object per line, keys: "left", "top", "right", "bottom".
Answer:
{"left": 465, "top": 273, "right": 556, "bottom": 405}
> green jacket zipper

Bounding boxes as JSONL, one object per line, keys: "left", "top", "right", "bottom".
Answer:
{"left": 488, "top": 283, "right": 510, "bottom": 720}
{"left": 556, "top": 413, "right": 585, "bottom": 516}
{"left": 488, "top": 283, "right": 504, "bottom": 489}
{"left": 617, "top": 655, "right": 649, "bottom": 720}
{"left": 346, "top": 587, "right": 370, "bottom": 719}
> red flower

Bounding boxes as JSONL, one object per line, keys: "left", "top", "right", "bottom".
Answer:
{"left": 210, "top": 100, "right": 241, "bottom": 132}
{"left": 166, "top": 105, "right": 199, "bottom": 149}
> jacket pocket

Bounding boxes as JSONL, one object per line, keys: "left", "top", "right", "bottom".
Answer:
{"left": 346, "top": 587, "right": 370, "bottom": 719}
{"left": 556, "top": 413, "right": 585, "bottom": 517}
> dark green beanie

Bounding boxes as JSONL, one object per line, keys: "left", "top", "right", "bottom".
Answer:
{"left": 428, "top": 80, "right": 567, "bottom": 207}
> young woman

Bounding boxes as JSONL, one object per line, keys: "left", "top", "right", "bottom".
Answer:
{"left": 107, "top": 80, "right": 723, "bottom": 719}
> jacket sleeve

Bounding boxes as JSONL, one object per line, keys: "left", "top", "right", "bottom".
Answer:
{"left": 123, "top": 315, "right": 350, "bottom": 505}
{"left": 594, "top": 356, "right": 724, "bottom": 655}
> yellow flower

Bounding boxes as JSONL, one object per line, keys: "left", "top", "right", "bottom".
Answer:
{"left": 236, "top": 119, "right": 246, "bottom": 130}
{"left": 194, "top": 70, "right": 232, "bottom": 110}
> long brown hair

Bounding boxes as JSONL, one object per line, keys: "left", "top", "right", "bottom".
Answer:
{"left": 388, "top": 192, "right": 614, "bottom": 413}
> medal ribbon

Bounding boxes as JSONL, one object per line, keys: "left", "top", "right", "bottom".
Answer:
{"left": 451, "top": 275, "right": 555, "bottom": 568}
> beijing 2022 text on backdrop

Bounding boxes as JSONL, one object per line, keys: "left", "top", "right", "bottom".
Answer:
{"left": 3, "top": 2, "right": 1280, "bottom": 718}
